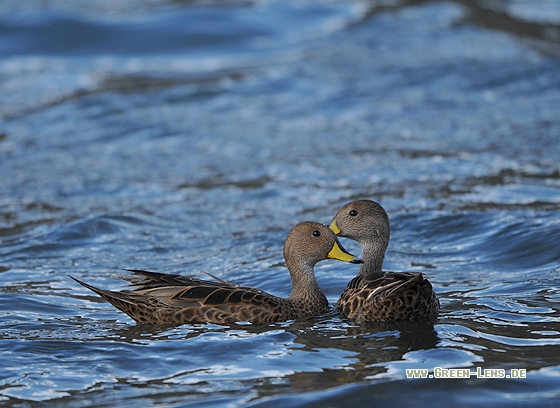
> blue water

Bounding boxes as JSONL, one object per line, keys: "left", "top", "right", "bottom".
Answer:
{"left": 1, "top": 0, "right": 560, "bottom": 406}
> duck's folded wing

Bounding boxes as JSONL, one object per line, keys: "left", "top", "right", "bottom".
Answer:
{"left": 360, "top": 272, "right": 428, "bottom": 298}
{"left": 121, "top": 269, "right": 237, "bottom": 290}
{"left": 72, "top": 275, "right": 283, "bottom": 324}
{"left": 136, "top": 282, "right": 279, "bottom": 309}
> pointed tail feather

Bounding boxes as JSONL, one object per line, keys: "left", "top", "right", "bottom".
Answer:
{"left": 69, "top": 276, "right": 135, "bottom": 306}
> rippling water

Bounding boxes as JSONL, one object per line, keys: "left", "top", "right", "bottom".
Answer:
{"left": 1, "top": 0, "right": 560, "bottom": 406}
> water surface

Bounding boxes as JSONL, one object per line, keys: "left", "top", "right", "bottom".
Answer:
{"left": 1, "top": 0, "right": 560, "bottom": 406}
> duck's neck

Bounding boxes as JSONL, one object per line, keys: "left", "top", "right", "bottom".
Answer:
{"left": 287, "top": 262, "right": 327, "bottom": 304}
{"left": 358, "top": 241, "right": 386, "bottom": 276}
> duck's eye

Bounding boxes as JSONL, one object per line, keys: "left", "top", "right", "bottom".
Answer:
{"left": 349, "top": 210, "right": 358, "bottom": 216}
{"left": 312, "top": 230, "right": 321, "bottom": 237}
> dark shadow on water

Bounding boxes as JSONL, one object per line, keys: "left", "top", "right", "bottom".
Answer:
{"left": 251, "top": 314, "right": 439, "bottom": 396}
{"left": 2, "top": 69, "right": 247, "bottom": 121}
{"left": 457, "top": 0, "right": 560, "bottom": 54}
{"left": 361, "top": 0, "right": 560, "bottom": 55}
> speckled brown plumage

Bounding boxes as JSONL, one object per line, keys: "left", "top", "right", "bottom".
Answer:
{"left": 337, "top": 271, "right": 439, "bottom": 322}
{"left": 71, "top": 221, "right": 361, "bottom": 325}
{"left": 330, "top": 200, "right": 439, "bottom": 322}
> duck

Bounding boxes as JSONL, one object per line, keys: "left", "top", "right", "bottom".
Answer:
{"left": 71, "top": 221, "right": 362, "bottom": 325}
{"left": 329, "top": 200, "right": 439, "bottom": 322}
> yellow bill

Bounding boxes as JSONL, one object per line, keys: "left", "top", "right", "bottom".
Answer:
{"left": 328, "top": 239, "right": 362, "bottom": 264}
{"left": 329, "top": 220, "right": 341, "bottom": 235}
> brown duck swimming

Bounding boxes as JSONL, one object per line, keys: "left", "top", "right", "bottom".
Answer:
{"left": 329, "top": 200, "right": 439, "bottom": 322}
{"left": 71, "top": 221, "right": 362, "bottom": 325}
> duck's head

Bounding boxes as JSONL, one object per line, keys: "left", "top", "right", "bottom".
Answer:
{"left": 283, "top": 221, "right": 362, "bottom": 268}
{"left": 329, "top": 200, "right": 390, "bottom": 248}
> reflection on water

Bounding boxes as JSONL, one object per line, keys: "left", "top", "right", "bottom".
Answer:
{"left": 1, "top": 0, "right": 560, "bottom": 406}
